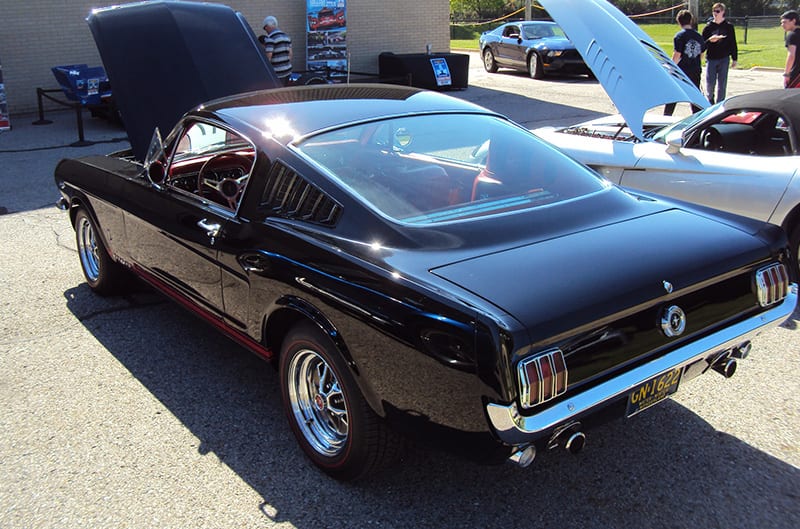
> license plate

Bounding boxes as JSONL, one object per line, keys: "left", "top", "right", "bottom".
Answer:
{"left": 626, "top": 367, "right": 683, "bottom": 417}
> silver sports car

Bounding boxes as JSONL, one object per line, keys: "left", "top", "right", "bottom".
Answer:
{"left": 533, "top": 0, "right": 800, "bottom": 273}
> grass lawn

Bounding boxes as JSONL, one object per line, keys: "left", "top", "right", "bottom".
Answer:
{"left": 452, "top": 23, "right": 788, "bottom": 69}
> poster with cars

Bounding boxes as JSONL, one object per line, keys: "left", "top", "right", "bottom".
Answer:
{"left": 306, "top": 0, "right": 347, "bottom": 79}
{"left": 0, "top": 58, "right": 10, "bottom": 131}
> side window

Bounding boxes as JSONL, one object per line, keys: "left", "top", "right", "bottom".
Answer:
{"left": 165, "top": 121, "right": 256, "bottom": 211}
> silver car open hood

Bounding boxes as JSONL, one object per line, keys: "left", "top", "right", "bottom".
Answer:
{"left": 539, "top": 0, "right": 708, "bottom": 140}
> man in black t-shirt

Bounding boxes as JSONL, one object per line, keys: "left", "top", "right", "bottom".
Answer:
{"left": 780, "top": 10, "right": 800, "bottom": 88}
{"left": 665, "top": 10, "right": 705, "bottom": 116}
{"left": 702, "top": 3, "right": 737, "bottom": 104}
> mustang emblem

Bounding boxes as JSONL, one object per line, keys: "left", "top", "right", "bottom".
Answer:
{"left": 661, "top": 305, "right": 686, "bottom": 337}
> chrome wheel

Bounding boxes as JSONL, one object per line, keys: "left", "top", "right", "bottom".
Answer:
{"left": 287, "top": 348, "right": 349, "bottom": 456}
{"left": 77, "top": 215, "right": 100, "bottom": 282}
{"left": 483, "top": 49, "right": 498, "bottom": 73}
{"left": 528, "top": 53, "right": 543, "bottom": 79}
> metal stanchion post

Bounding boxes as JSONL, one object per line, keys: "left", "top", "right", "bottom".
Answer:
{"left": 32, "top": 88, "right": 53, "bottom": 125}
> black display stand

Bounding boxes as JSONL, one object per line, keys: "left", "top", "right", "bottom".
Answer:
{"left": 378, "top": 52, "right": 469, "bottom": 91}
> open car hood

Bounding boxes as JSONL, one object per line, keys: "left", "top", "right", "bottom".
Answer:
{"left": 539, "top": 0, "right": 708, "bottom": 140}
{"left": 88, "top": 1, "right": 280, "bottom": 161}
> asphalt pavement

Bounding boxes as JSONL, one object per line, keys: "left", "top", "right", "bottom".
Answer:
{"left": 0, "top": 54, "right": 797, "bottom": 529}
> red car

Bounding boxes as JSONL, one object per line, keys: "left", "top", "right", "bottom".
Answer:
{"left": 308, "top": 7, "right": 345, "bottom": 31}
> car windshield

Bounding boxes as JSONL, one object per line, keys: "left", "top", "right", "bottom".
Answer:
{"left": 296, "top": 113, "right": 608, "bottom": 224}
{"left": 650, "top": 103, "right": 722, "bottom": 143}
{"left": 523, "top": 24, "right": 564, "bottom": 39}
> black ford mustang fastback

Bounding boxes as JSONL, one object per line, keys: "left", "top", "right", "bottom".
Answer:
{"left": 54, "top": 2, "right": 797, "bottom": 480}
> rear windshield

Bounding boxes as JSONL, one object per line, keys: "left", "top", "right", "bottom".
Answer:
{"left": 296, "top": 113, "right": 607, "bottom": 224}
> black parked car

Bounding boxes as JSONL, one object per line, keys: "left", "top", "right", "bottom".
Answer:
{"left": 479, "top": 21, "right": 590, "bottom": 79}
{"left": 55, "top": 2, "right": 797, "bottom": 480}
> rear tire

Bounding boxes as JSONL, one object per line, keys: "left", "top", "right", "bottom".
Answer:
{"left": 279, "top": 321, "right": 401, "bottom": 481}
{"left": 483, "top": 48, "right": 498, "bottom": 73}
{"left": 74, "top": 209, "right": 128, "bottom": 295}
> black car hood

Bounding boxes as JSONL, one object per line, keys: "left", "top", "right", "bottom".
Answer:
{"left": 88, "top": 1, "right": 280, "bottom": 161}
{"left": 431, "top": 209, "right": 766, "bottom": 338}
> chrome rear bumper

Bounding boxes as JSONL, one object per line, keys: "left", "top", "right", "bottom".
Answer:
{"left": 487, "top": 284, "right": 797, "bottom": 445}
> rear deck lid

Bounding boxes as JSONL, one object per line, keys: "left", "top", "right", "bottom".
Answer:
{"left": 431, "top": 209, "right": 765, "bottom": 343}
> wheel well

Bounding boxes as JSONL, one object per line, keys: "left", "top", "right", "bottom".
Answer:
{"left": 781, "top": 203, "right": 800, "bottom": 239}
{"left": 262, "top": 302, "right": 385, "bottom": 416}
{"left": 262, "top": 307, "right": 308, "bottom": 361}
{"left": 262, "top": 301, "right": 347, "bottom": 366}
{"left": 68, "top": 199, "right": 85, "bottom": 227}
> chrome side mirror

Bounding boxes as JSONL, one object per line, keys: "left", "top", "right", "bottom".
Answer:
{"left": 147, "top": 160, "right": 166, "bottom": 184}
{"left": 665, "top": 130, "right": 684, "bottom": 154}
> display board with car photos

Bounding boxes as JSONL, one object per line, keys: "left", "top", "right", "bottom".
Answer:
{"left": 306, "top": 0, "right": 347, "bottom": 79}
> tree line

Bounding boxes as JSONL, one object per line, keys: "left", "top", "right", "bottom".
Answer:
{"left": 450, "top": 1, "right": 800, "bottom": 22}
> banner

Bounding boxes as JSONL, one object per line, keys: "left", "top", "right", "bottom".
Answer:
{"left": 306, "top": 0, "right": 347, "bottom": 78}
{"left": 0, "top": 58, "right": 10, "bottom": 131}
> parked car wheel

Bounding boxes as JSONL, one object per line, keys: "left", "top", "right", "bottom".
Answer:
{"left": 74, "top": 209, "right": 128, "bottom": 295}
{"left": 279, "top": 321, "right": 401, "bottom": 480}
{"left": 528, "top": 52, "right": 544, "bottom": 79}
{"left": 482, "top": 48, "right": 498, "bottom": 73}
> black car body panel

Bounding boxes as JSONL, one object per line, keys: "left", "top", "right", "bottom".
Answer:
{"left": 87, "top": 1, "right": 280, "bottom": 161}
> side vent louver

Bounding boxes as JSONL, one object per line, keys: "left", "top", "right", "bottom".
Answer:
{"left": 260, "top": 163, "right": 342, "bottom": 226}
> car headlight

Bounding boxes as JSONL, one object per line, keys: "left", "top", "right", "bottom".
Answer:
{"left": 547, "top": 50, "right": 564, "bottom": 58}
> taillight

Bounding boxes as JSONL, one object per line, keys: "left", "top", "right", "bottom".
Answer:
{"left": 518, "top": 348, "right": 568, "bottom": 409}
{"left": 755, "top": 263, "right": 789, "bottom": 307}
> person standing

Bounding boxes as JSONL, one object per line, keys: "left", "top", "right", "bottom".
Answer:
{"left": 261, "top": 16, "right": 293, "bottom": 85}
{"left": 665, "top": 10, "right": 705, "bottom": 116}
{"left": 780, "top": 10, "right": 800, "bottom": 89}
{"left": 702, "top": 3, "right": 738, "bottom": 104}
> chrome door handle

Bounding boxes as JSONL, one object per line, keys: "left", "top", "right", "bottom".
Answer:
{"left": 239, "top": 253, "right": 270, "bottom": 274}
{"left": 197, "top": 218, "right": 221, "bottom": 239}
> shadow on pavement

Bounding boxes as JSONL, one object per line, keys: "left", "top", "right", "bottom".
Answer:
{"left": 63, "top": 283, "right": 800, "bottom": 529}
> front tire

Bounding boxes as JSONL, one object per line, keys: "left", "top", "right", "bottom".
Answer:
{"left": 74, "top": 209, "right": 128, "bottom": 295}
{"left": 279, "top": 322, "right": 401, "bottom": 481}
{"left": 483, "top": 48, "right": 498, "bottom": 73}
{"left": 528, "top": 52, "right": 544, "bottom": 79}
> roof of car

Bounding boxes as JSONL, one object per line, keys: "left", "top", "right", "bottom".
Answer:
{"left": 722, "top": 89, "right": 800, "bottom": 124}
{"left": 198, "top": 84, "right": 498, "bottom": 142}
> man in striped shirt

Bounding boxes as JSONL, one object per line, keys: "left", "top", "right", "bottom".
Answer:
{"left": 261, "top": 16, "right": 293, "bottom": 85}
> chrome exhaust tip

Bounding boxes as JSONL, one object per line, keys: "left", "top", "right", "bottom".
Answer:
{"left": 509, "top": 444, "right": 537, "bottom": 468}
{"left": 731, "top": 341, "right": 751, "bottom": 360}
{"left": 565, "top": 431, "right": 586, "bottom": 454}
{"left": 712, "top": 357, "right": 737, "bottom": 378}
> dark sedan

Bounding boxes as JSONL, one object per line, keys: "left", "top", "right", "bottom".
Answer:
{"left": 479, "top": 20, "right": 590, "bottom": 79}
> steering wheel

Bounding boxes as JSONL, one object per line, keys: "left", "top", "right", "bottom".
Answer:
{"left": 197, "top": 153, "right": 252, "bottom": 209}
